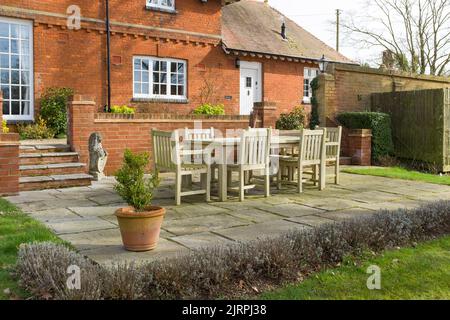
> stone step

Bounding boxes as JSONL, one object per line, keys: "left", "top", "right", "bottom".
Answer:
{"left": 20, "top": 162, "right": 87, "bottom": 177}
{"left": 19, "top": 173, "right": 93, "bottom": 191}
{"left": 19, "top": 152, "right": 80, "bottom": 165}
{"left": 20, "top": 144, "right": 71, "bottom": 154}
{"left": 340, "top": 156, "right": 352, "bottom": 165}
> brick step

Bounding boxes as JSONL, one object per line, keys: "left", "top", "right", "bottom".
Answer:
{"left": 19, "top": 152, "right": 79, "bottom": 165}
{"left": 19, "top": 173, "right": 93, "bottom": 191}
{"left": 20, "top": 162, "right": 87, "bottom": 177}
{"left": 20, "top": 144, "right": 71, "bottom": 154}
{"left": 340, "top": 156, "right": 352, "bottom": 165}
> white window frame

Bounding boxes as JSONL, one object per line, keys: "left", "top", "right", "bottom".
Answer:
{"left": 0, "top": 17, "right": 34, "bottom": 121}
{"left": 303, "top": 67, "right": 319, "bottom": 104}
{"left": 133, "top": 56, "right": 187, "bottom": 100}
{"left": 146, "top": 0, "right": 175, "bottom": 11}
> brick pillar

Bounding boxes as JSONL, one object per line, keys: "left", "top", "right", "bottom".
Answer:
{"left": 348, "top": 129, "right": 372, "bottom": 166}
{"left": 315, "top": 73, "right": 337, "bottom": 126}
{"left": 0, "top": 91, "right": 20, "bottom": 196}
{"left": 253, "top": 102, "right": 277, "bottom": 128}
{"left": 68, "top": 95, "right": 96, "bottom": 166}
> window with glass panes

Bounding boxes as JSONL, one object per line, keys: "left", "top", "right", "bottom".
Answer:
{"left": 133, "top": 57, "right": 186, "bottom": 100}
{"left": 146, "top": 0, "right": 175, "bottom": 11}
{"left": 303, "top": 67, "right": 319, "bottom": 103}
{"left": 0, "top": 18, "right": 33, "bottom": 120}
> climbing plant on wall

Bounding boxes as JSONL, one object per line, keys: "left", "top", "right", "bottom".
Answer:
{"left": 309, "top": 78, "right": 320, "bottom": 129}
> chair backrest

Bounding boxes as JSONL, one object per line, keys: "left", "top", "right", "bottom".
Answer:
{"left": 152, "top": 130, "right": 180, "bottom": 171}
{"left": 300, "top": 129, "right": 326, "bottom": 165}
{"left": 316, "top": 126, "right": 342, "bottom": 158}
{"left": 184, "top": 127, "right": 215, "bottom": 141}
{"left": 278, "top": 129, "right": 303, "bottom": 137}
{"left": 239, "top": 128, "right": 272, "bottom": 166}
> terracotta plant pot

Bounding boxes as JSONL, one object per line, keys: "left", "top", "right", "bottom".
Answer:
{"left": 115, "top": 206, "right": 166, "bottom": 252}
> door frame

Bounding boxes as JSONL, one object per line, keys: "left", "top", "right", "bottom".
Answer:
{"left": 239, "top": 61, "right": 262, "bottom": 115}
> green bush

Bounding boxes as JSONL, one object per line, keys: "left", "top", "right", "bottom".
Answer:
{"left": 193, "top": 103, "right": 225, "bottom": 116}
{"left": 110, "top": 105, "right": 135, "bottom": 114}
{"left": 2, "top": 119, "right": 9, "bottom": 133}
{"left": 276, "top": 106, "right": 306, "bottom": 130}
{"left": 114, "top": 149, "right": 160, "bottom": 211}
{"left": 336, "top": 112, "right": 394, "bottom": 162}
{"left": 309, "top": 78, "right": 320, "bottom": 129}
{"left": 40, "top": 87, "right": 74, "bottom": 136}
{"left": 17, "top": 117, "right": 55, "bottom": 140}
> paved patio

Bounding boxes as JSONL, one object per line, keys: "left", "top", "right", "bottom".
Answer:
{"left": 5, "top": 169, "right": 450, "bottom": 265}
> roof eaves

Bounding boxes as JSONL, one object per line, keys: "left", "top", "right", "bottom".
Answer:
{"left": 222, "top": 43, "right": 359, "bottom": 65}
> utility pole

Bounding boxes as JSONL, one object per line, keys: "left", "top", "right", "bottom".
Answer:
{"left": 336, "top": 9, "right": 341, "bottom": 52}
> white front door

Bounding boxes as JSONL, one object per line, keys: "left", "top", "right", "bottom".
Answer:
{"left": 240, "top": 62, "right": 261, "bottom": 115}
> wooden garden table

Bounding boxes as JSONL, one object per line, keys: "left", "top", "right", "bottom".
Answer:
{"left": 187, "top": 135, "right": 301, "bottom": 202}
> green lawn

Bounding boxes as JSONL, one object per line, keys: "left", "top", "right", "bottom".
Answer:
{"left": 261, "top": 236, "right": 450, "bottom": 300}
{"left": 343, "top": 166, "right": 450, "bottom": 186}
{"left": 0, "top": 198, "right": 63, "bottom": 300}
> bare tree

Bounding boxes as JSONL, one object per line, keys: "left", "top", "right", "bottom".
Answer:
{"left": 343, "top": 0, "right": 450, "bottom": 76}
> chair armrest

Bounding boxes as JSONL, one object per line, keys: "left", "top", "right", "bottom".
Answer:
{"left": 180, "top": 150, "right": 205, "bottom": 156}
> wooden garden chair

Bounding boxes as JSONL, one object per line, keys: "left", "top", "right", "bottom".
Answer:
{"left": 315, "top": 126, "right": 343, "bottom": 185}
{"left": 277, "top": 128, "right": 327, "bottom": 193}
{"left": 152, "top": 129, "right": 211, "bottom": 206}
{"left": 227, "top": 128, "right": 272, "bottom": 202}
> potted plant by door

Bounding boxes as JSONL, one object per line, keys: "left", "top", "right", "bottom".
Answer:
{"left": 114, "top": 149, "right": 163, "bottom": 252}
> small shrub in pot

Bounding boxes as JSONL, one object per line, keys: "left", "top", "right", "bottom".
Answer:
{"left": 114, "top": 149, "right": 162, "bottom": 252}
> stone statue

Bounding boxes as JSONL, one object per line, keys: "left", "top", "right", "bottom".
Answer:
{"left": 89, "top": 132, "right": 108, "bottom": 181}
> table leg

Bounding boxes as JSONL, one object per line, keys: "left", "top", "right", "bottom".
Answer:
{"left": 218, "top": 164, "right": 228, "bottom": 202}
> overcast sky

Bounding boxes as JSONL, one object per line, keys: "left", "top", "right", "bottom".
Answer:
{"left": 268, "top": 0, "right": 376, "bottom": 64}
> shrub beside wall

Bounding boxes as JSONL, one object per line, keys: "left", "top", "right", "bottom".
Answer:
{"left": 336, "top": 112, "right": 394, "bottom": 162}
{"left": 40, "top": 87, "right": 74, "bottom": 137}
{"left": 16, "top": 201, "right": 450, "bottom": 300}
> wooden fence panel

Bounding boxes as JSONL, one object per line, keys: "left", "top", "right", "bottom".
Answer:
{"left": 372, "top": 88, "right": 449, "bottom": 171}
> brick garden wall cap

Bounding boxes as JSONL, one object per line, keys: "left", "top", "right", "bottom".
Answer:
{"left": 348, "top": 129, "right": 373, "bottom": 137}
{"left": 70, "top": 95, "right": 95, "bottom": 103}
{"left": 0, "top": 132, "right": 20, "bottom": 144}
{"left": 253, "top": 102, "right": 277, "bottom": 110}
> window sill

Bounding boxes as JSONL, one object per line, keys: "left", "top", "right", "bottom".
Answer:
{"left": 145, "top": 6, "right": 177, "bottom": 14}
{"left": 302, "top": 98, "right": 312, "bottom": 105}
{"left": 132, "top": 97, "right": 189, "bottom": 104}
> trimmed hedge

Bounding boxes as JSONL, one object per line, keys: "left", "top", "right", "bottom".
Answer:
{"left": 336, "top": 112, "right": 394, "bottom": 162}
{"left": 16, "top": 201, "right": 450, "bottom": 300}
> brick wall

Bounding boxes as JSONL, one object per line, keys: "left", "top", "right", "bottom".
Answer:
{"left": 0, "top": 0, "right": 222, "bottom": 35}
{"left": 0, "top": 92, "right": 20, "bottom": 196}
{"left": 1, "top": 1, "right": 313, "bottom": 121}
{"left": 68, "top": 96, "right": 258, "bottom": 175}
{"left": 318, "top": 64, "right": 450, "bottom": 126}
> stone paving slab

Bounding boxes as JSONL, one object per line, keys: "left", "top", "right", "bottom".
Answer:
{"left": 226, "top": 208, "right": 285, "bottom": 223}
{"left": 257, "top": 203, "right": 326, "bottom": 217}
{"left": 30, "top": 208, "right": 80, "bottom": 223}
{"left": 170, "top": 232, "right": 235, "bottom": 250}
{"left": 163, "top": 214, "right": 250, "bottom": 236}
{"left": 79, "top": 238, "right": 188, "bottom": 266}
{"left": 315, "top": 208, "right": 375, "bottom": 221}
{"left": 46, "top": 216, "right": 117, "bottom": 235}
{"left": 68, "top": 206, "right": 124, "bottom": 217}
{"left": 214, "top": 219, "right": 311, "bottom": 242}
{"left": 285, "top": 215, "right": 336, "bottom": 227}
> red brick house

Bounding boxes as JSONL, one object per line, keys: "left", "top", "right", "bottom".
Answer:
{"left": 0, "top": 0, "right": 354, "bottom": 123}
